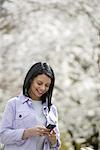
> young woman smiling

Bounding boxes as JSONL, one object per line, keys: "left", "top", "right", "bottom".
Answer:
{"left": 0, "top": 62, "right": 60, "bottom": 150}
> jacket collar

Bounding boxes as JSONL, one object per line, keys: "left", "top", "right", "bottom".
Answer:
{"left": 18, "top": 92, "right": 48, "bottom": 110}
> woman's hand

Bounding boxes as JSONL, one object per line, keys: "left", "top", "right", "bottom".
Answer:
{"left": 47, "top": 129, "right": 57, "bottom": 145}
{"left": 31, "top": 126, "right": 50, "bottom": 136}
{"left": 22, "top": 125, "right": 50, "bottom": 139}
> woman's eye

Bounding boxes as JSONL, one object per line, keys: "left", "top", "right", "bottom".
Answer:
{"left": 46, "top": 84, "right": 50, "bottom": 88}
{"left": 37, "top": 81, "right": 50, "bottom": 88}
{"left": 37, "top": 82, "right": 42, "bottom": 85}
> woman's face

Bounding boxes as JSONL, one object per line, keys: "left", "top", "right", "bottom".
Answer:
{"left": 29, "top": 74, "right": 51, "bottom": 100}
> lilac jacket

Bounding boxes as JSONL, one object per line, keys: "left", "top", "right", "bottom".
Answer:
{"left": 0, "top": 94, "right": 60, "bottom": 150}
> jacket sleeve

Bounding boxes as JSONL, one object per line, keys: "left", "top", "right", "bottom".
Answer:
{"left": 0, "top": 99, "right": 25, "bottom": 145}
{"left": 50, "top": 105, "right": 61, "bottom": 149}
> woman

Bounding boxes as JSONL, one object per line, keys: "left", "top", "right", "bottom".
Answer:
{"left": 0, "top": 62, "right": 60, "bottom": 150}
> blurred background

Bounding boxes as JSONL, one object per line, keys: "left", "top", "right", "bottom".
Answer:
{"left": 0, "top": 0, "right": 100, "bottom": 149}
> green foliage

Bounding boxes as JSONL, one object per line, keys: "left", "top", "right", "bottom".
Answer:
{"left": 60, "top": 132, "right": 70, "bottom": 150}
{"left": 60, "top": 142, "right": 69, "bottom": 150}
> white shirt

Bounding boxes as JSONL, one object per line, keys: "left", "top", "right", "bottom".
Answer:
{"left": 32, "top": 100, "right": 46, "bottom": 150}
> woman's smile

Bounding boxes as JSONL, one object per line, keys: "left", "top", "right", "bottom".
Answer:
{"left": 36, "top": 89, "right": 44, "bottom": 95}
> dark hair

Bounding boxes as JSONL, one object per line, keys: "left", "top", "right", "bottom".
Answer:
{"left": 23, "top": 62, "right": 55, "bottom": 111}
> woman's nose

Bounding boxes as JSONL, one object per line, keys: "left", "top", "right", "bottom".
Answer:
{"left": 41, "top": 85, "right": 46, "bottom": 91}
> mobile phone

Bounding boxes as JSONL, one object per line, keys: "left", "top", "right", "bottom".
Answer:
{"left": 46, "top": 124, "right": 56, "bottom": 131}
